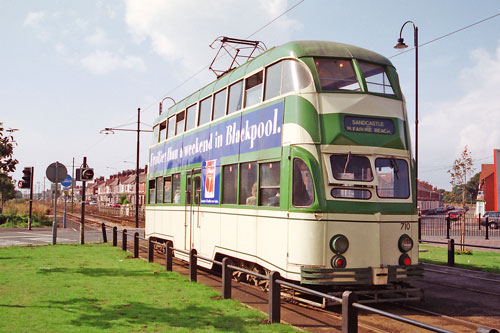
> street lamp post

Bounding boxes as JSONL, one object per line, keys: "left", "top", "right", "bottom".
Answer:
{"left": 101, "top": 108, "right": 152, "bottom": 228}
{"left": 394, "top": 21, "right": 419, "bottom": 238}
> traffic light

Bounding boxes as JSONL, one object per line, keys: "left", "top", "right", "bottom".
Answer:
{"left": 76, "top": 168, "right": 94, "bottom": 181}
{"left": 20, "top": 167, "right": 32, "bottom": 189}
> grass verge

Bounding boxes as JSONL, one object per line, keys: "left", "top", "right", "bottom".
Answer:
{"left": 0, "top": 243, "right": 296, "bottom": 332}
{"left": 419, "top": 244, "right": 500, "bottom": 274}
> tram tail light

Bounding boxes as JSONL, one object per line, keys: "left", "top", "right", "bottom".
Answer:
{"left": 399, "top": 254, "right": 411, "bottom": 266}
{"left": 331, "top": 255, "right": 347, "bottom": 268}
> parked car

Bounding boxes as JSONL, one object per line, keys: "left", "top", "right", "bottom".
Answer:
{"left": 89, "top": 201, "right": 98, "bottom": 206}
{"left": 479, "top": 211, "right": 500, "bottom": 229}
{"left": 425, "top": 208, "right": 437, "bottom": 215}
{"left": 446, "top": 210, "right": 461, "bottom": 221}
{"left": 110, "top": 203, "right": 121, "bottom": 208}
{"left": 436, "top": 207, "right": 447, "bottom": 214}
{"left": 446, "top": 205, "right": 455, "bottom": 211}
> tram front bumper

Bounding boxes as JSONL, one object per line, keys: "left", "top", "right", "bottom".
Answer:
{"left": 300, "top": 264, "right": 423, "bottom": 286}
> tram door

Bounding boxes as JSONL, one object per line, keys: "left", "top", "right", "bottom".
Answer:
{"left": 185, "top": 172, "right": 201, "bottom": 250}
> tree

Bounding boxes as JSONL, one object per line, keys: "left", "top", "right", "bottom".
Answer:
{"left": 0, "top": 173, "right": 16, "bottom": 213}
{"left": 448, "top": 145, "right": 475, "bottom": 205}
{"left": 448, "top": 145, "right": 474, "bottom": 252}
{"left": 0, "top": 122, "right": 18, "bottom": 173}
{"left": 0, "top": 122, "right": 18, "bottom": 213}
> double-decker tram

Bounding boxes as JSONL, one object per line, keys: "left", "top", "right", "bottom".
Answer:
{"left": 146, "top": 40, "right": 422, "bottom": 303}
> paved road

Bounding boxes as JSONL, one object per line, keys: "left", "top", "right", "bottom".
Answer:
{"left": 0, "top": 227, "right": 105, "bottom": 247}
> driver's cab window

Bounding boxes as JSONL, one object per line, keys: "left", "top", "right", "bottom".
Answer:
{"left": 293, "top": 159, "right": 314, "bottom": 207}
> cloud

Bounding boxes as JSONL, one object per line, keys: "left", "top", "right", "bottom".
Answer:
{"left": 124, "top": 0, "right": 300, "bottom": 78}
{"left": 23, "top": 11, "right": 47, "bottom": 28}
{"left": 81, "top": 50, "right": 146, "bottom": 75}
{"left": 85, "top": 28, "right": 111, "bottom": 46}
{"left": 420, "top": 42, "right": 500, "bottom": 184}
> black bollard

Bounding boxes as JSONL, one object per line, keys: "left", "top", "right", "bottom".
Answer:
{"left": 222, "top": 257, "right": 232, "bottom": 299}
{"left": 485, "top": 216, "right": 489, "bottom": 240}
{"left": 342, "top": 291, "right": 358, "bottom": 333}
{"left": 101, "top": 223, "right": 107, "bottom": 243}
{"left": 122, "top": 229, "right": 127, "bottom": 251}
{"left": 134, "top": 232, "right": 139, "bottom": 258}
{"left": 189, "top": 249, "right": 197, "bottom": 282}
{"left": 268, "top": 271, "right": 281, "bottom": 324}
{"left": 165, "top": 241, "right": 173, "bottom": 271}
{"left": 112, "top": 226, "right": 117, "bottom": 246}
{"left": 448, "top": 239, "right": 455, "bottom": 266}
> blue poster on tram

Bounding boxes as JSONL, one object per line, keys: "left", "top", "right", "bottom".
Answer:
{"left": 149, "top": 101, "right": 283, "bottom": 204}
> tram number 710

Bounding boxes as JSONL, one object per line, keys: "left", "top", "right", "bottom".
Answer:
{"left": 400, "top": 222, "right": 411, "bottom": 230}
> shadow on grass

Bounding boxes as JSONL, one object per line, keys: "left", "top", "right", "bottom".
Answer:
{"left": 47, "top": 297, "right": 259, "bottom": 331}
{"left": 36, "top": 267, "right": 164, "bottom": 278}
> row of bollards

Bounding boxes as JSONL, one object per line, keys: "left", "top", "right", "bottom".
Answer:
{"left": 102, "top": 223, "right": 458, "bottom": 333}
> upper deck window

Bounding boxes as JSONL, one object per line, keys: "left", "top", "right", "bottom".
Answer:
{"left": 358, "top": 61, "right": 395, "bottom": 95}
{"left": 265, "top": 59, "right": 311, "bottom": 101}
{"left": 175, "top": 111, "right": 185, "bottom": 135}
{"left": 199, "top": 96, "right": 212, "bottom": 126}
{"left": 375, "top": 158, "right": 409, "bottom": 198}
{"left": 186, "top": 104, "right": 197, "bottom": 132}
{"left": 315, "top": 58, "right": 360, "bottom": 91}
{"left": 245, "top": 71, "right": 263, "bottom": 108}
{"left": 167, "top": 116, "right": 176, "bottom": 139}
{"left": 213, "top": 88, "right": 227, "bottom": 121}
{"left": 330, "top": 154, "right": 373, "bottom": 181}
{"left": 228, "top": 80, "right": 243, "bottom": 114}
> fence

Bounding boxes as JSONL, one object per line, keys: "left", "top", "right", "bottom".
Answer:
{"left": 421, "top": 214, "right": 499, "bottom": 239}
{"left": 98, "top": 223, "right": 454, "bottom": 333}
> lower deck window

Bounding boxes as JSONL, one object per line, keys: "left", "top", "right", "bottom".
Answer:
{"left": 259, "top": 162, "right": 280, "bottom": 207}
{"left": 172, "top": 173, "right": 181, "bottom": 203}
{"left": 240, "top": 162, "right": 257, "bottom": 205}
{"left": 222, "top": 164, "right": 237, "bottom": 204}
{"left": 148, "top": 180, "right": 155, "bottom": 204}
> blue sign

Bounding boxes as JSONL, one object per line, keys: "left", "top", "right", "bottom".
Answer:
{"left": 149, "top": 101, "right": 284, "bottom": 205}
{"left": 61, "top": 175, "right": 72, "bottom": 187}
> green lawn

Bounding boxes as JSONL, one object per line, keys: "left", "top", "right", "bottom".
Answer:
{"left": 419, "top": 244, "right": 500, "bottom": 274}
{"left": 0, "top": 244, "right": 296, "bottom": 332}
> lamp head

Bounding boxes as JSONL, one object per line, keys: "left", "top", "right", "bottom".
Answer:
{"left": 394, "top": 38, "right": 408, "bottom": 49}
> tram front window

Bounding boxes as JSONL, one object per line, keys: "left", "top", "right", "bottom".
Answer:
{"left": 315, "top": 58, "right": 360, "bottom": 91}
{"left": 358, "top": 61, "right": 395, "bottom": 95}
{"left": 375, "top": 158, "right": 409, "bottom": 199}
{"left": 330, "top": 154, "right": 373, "bottom": 181}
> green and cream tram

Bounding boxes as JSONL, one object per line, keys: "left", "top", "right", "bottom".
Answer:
{"left": 146, "top": 40, "right": 421, "bottom": 290}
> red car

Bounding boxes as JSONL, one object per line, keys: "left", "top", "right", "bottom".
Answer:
{"left": 446, "top": 210, "right": 461, "bottom": 221}
{"left": 110, "top": 203, "right": 121, "bottom": 208}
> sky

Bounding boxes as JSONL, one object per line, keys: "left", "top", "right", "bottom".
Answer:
{"left": 2, "top": 0, "right": 500, "bottom": 192}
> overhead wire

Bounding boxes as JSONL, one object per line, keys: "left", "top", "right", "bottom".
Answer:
{"left": 77, "top": 0, "right": 306, "bottom": 177}
{"left": 389, "top": 11, "right": 500, "bottom": 59}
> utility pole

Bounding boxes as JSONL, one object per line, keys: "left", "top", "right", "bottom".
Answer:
{"left": 80, "top": 157, "right": 87, "bottom": 245}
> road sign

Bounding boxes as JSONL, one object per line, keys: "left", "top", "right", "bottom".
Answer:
{"left": 17, "top": 180, "right": 23, "bottom": 188}
{"left": 61, "top": 175, "right": 72, "bottom": 187}
{"left": 46, "top": 162, "right": 67, "bottom": 183}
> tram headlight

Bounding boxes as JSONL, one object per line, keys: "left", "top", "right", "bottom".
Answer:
{"left": 329, "top": 234, "right": 349, "bottom": 254}
{"left": 331, "top": 254, "right": 347, "bottom": 268}
{"left": 399, "top": 253, "right": 411, "bottom": 266}
{"left": 398, "top": 234, "right": 413, "bottom": 253}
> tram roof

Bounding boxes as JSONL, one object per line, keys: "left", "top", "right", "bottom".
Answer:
{"left": 157, "top": 40, "right": 394, "bottom": 123}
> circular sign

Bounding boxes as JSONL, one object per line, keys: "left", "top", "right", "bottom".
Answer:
{"left": 17, "top": 180, "right": 23, "bottom": 188}
{"left": 61, "top": 174, "right": 72, "bottom": 187}
{"left": 46, "top": 162, "right": 68, "bottom": 183}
